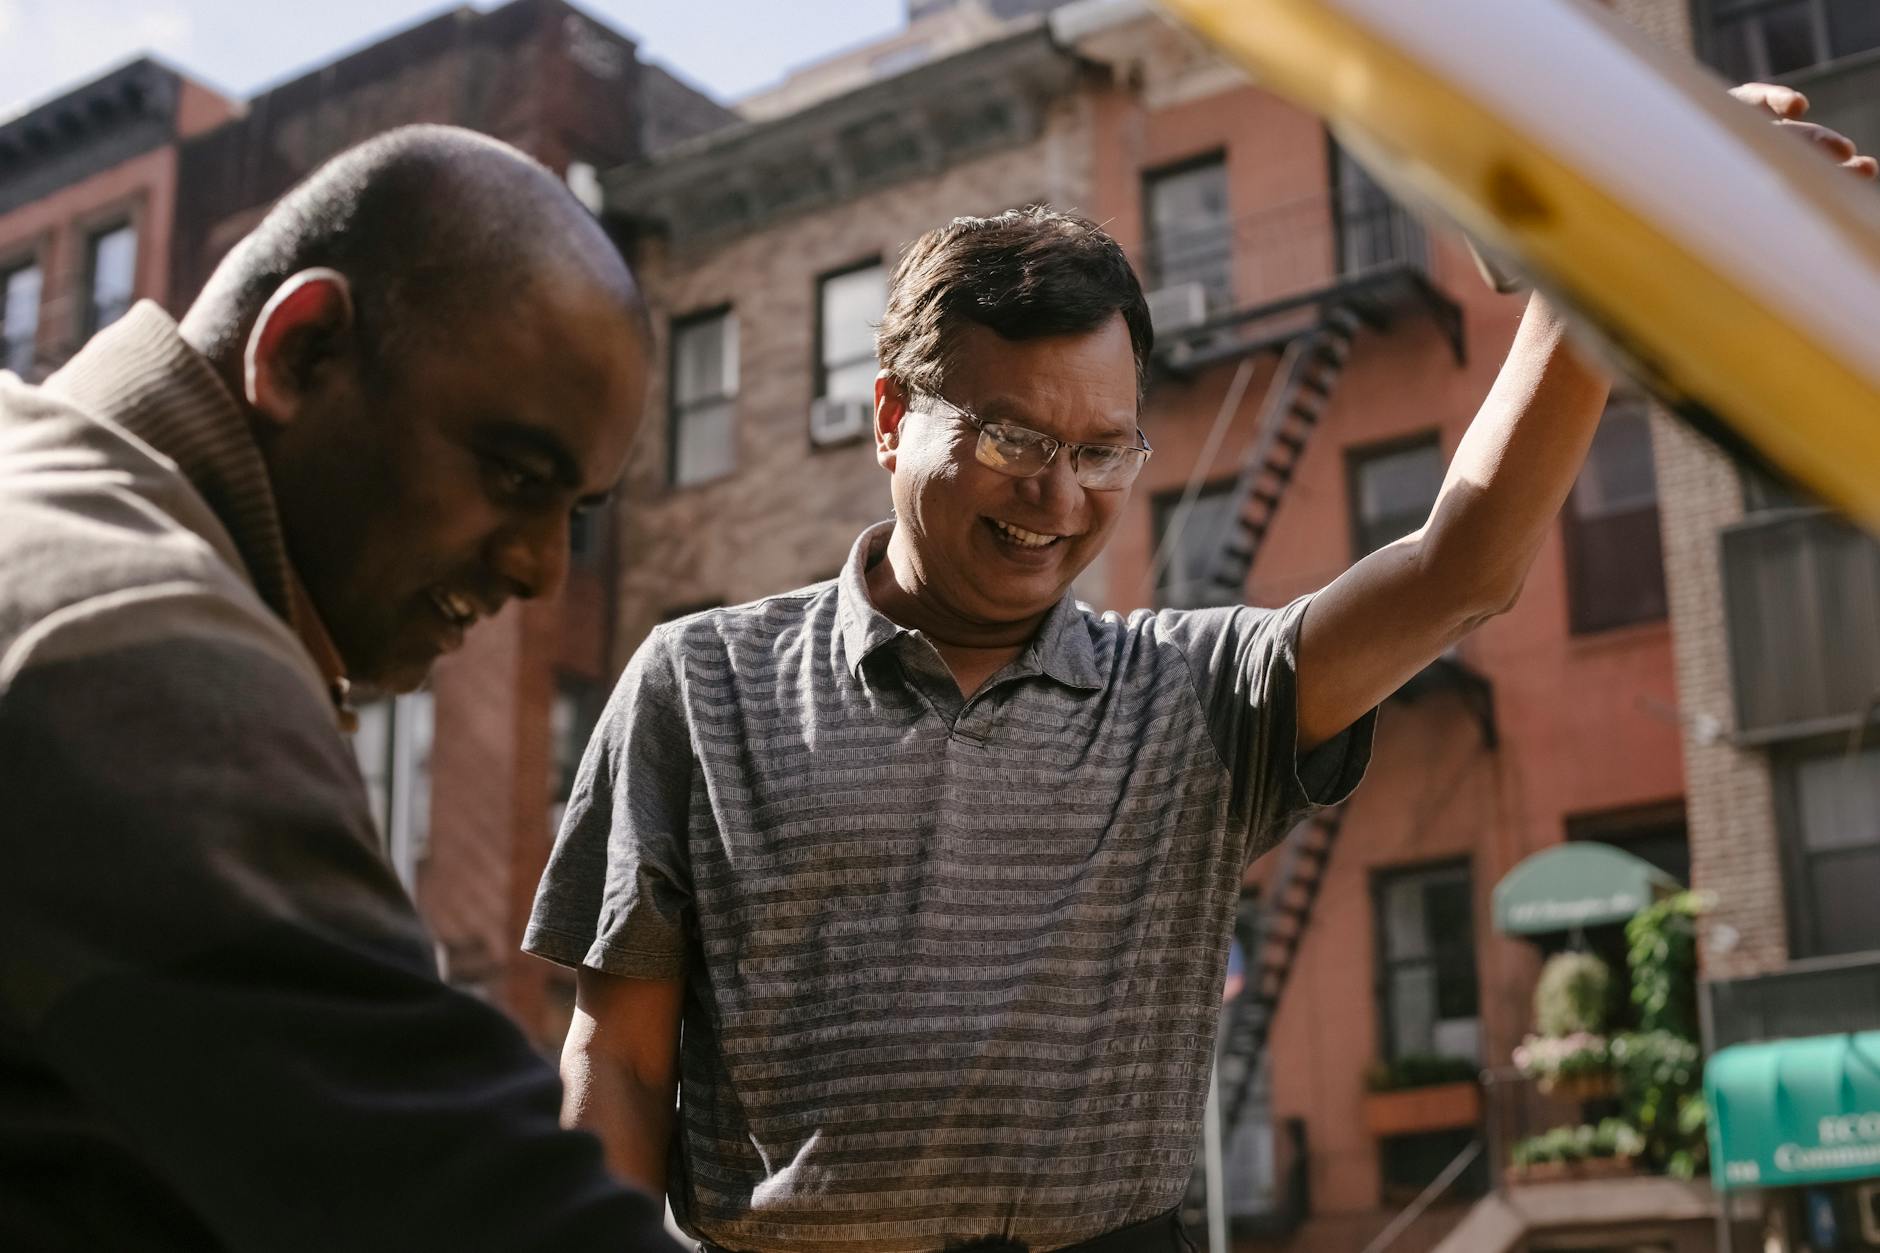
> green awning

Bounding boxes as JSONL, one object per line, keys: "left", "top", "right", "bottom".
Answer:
{"left": 1491, "top": 843, "right": 1681, "bottom": 936}
{"left": 1707, "top": 1032, "right": 1880, "bottom": 1191}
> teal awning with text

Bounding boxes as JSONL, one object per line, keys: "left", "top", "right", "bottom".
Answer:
{"left": 1491, "top": 843, "right": 1680, "bottom": 936}
{"left": 1707, "top": 1032, "right": 1880, "bottom": 1191}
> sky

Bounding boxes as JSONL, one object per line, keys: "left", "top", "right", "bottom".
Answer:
{"left": 0, "top": 0, "right": 910, "bottom": 121}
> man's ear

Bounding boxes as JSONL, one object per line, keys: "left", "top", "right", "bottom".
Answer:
{"left": 874, "top": 371, "right": 910, "bottom": 473}
{"left": 243, "top": 268, "right": 356, "bottom": 428}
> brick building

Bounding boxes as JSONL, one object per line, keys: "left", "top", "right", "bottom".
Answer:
{"left": 1641, "top": 3, "right": 1880, "bottom": 1249}
{"left": 0, "top": 58, "right": 236, "bottom": 382}
{"left": 598, "top": 1, "right": 1698, "bottom": 1247}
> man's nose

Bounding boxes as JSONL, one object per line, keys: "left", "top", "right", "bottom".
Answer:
{"left": 1012, "top": 449, "right": 1082, "bottom": 514}
{"left": 488, "top": 511, "right": 571, "bottom": 603}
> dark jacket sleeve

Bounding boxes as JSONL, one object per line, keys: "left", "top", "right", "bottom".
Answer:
{"left": 0, "top": 616, "right": 678, "bottom": 1252}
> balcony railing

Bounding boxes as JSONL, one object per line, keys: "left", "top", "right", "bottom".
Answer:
{"left": 1139, "top": 192, "right": 1431, "bottom": 323}
{"left": 1721, "top": 507, "right": 1880, "bottom": 741}
{"left": 1481, "top": 1066, "right": 1637, "bottom": 1192}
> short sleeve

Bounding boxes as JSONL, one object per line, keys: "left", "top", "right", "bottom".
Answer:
{"left": 1161, "top": 593, "right": 1376, "bottom": 861}
{"left": 524, "top": 628, "right": 695, "bottom": 980}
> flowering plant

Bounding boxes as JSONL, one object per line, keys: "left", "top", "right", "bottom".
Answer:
{"left": 1513, "top": 1031, "right": 1610, "bottom": 1083}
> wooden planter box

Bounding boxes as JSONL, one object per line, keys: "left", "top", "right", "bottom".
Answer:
{"left": 1536, "top": 1070, "right": 1621, "bottom": 1101}
{"left": 1507, "top": 1155, "right": 1639, "bottom": 1185}
{"left": 1362, "top": 1080, "right": 1483, "bottom": 1137}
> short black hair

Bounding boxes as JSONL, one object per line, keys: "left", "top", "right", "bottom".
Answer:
{"left": 185, "top": 124, "right": 645, "bottom": 369}
{"left": 876, "top": 206, "right": 1153, "bottom": 403}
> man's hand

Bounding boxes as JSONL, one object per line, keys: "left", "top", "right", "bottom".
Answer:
{"left": 1730, "top": 82, "right": 1878, "bottom": 179}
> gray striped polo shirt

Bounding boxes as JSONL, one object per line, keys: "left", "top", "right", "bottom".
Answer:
{"left": 525, "top": 521, "right": 1373, "bottom": 1253}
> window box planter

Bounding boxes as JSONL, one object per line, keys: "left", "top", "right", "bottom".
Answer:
{"left": 1362, "top": 1080, "right": 1482, "bottom": 1137}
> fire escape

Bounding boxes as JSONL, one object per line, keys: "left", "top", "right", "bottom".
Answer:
{"left": 1146, "top": 168, "right": 1497, "bottom": 1238}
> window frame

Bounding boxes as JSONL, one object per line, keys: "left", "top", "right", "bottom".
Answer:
{"left": 1150, "top": 477, "right": 1239, "bottom": 607}
{"left": 812, "top": 255, "right": 886, "bottom": 407}
{"left": 1774, "top": 736, "right": 1880, "bottom": 960}
{"left": 666, "top": 305, "right": 739, "bottom": 489}
{"left": 1561, "top": 395, "right": 1669, "bottom": 635}
{"left": 81, "top": 219, "right": 140, "bottom": 339}
{"left": 1345, "top": 430, "right": 1445, "bottom": 563}
{"left": 1328, "top": 135, "right": 1428, "bottom": 279}
{"left": 1371, "top": 858, "right": 1482, "bottom": 1065}
{"left": 1140, "top": 149, "right": 1233, "bottom": 307}
{"left": 1, "top": 249, "right": 45, "bottom": 376}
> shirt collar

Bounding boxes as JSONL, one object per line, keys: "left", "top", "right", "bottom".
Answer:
{"left": 835, "top": 519, "right": 1104, "bottom": 692}
{"left": 46, "top": 301, "right": 355, "bottom": 724}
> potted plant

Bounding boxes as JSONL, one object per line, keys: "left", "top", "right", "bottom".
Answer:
{"left": 1514, "top": 952, "right": 1620, "bottom": 1098}
{"left": 1514, "top": 1031, "right": 1618, "bottom": 1100}
{"left": 1507, "top": 1119, "right": 1644, "bottom": 1184}
{"left": 1361, "top": 1054, "right": 1482, "bottom": 1137}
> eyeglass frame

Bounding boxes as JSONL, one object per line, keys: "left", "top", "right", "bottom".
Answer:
{"left": 910, "top": 389, "right": 1153, "bottom": 490}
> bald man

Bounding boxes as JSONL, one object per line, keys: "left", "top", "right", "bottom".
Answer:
{"left": 0, "top": 127, "right": 675, "bottom": 1251}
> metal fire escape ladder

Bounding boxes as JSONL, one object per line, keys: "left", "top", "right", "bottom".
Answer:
{"left": 1191, "top": 306, "right": 1362, "bottom": 607}
{"left": 1217, "top": 801, "right": 1351, "bottom": 1136}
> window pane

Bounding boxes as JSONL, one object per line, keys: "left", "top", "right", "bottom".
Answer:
{"left": 1335, "top": 144, "right": 1423, "bottom": 275}
{"left": 1808, "top": 848, "right": 1880, "bottom": 955}
{"left": 4, "top": 264, "right": 41, "bottom": 374}
{"left": 88, "top": 225, "right": 137, "bottom": 333}
{"left": 1379, "top": 865, "right": 1479, "bottom": 1061}
{"left": 823, "top": 361, "right": 877, "bottom": 403}
{"left": 1795, "top": 745, "right": 1880, "bottom": 853}
{"left": 352, "top": 699, "right": 394, "bottom": 837}
{"left": 1353, "top": 439, "right": 1443, "bottom": 556}
{"left": 1146, "top": 159, "right": 1232, "bottom": 306}
{"left": 674, "top": 313, "right": 736, "bottom": 406}
{"left": 1573, "top": 402, "right": 1658, "bottom": 518}
{"left": 1828, "top": 0, "right": 1880, "bottom": 58}
{"left": 675, "top": 398, "right": 736, "bottom": 485}
{"left": 1714, "top": 1, "right": 1823, "bottom": 77}
{"left": 820, "top": 264, "right": 886, "bottom": 381}
{"left": 1154, "top": 484, "right": 1238, "bottom": 604}
{"left": 1566, "top": 401, "right": 1667, "bottom": 632}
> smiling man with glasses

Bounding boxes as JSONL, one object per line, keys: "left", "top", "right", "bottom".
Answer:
{"left": 523, "top": 205, "right": 1593, "bottom": 1252}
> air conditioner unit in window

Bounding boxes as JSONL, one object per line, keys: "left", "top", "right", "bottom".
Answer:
{"left": 810, "top": 395, "right": 872, "bottom": 447}
{"left": 1145, "top": 281, "right": 1209, "bottom": 335}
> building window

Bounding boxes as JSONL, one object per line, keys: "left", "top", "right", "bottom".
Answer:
{"left": 1780, "top": 742, "right": 1880, "bottom": 958}
{"left": 1348, "top": 434, "right": 1444, "bottom": 560}
{"left": 3, "top": 260, "right": 42, "bottom": 376}
{"left": 1563, "top": 396, "right": 1668, "bottom": 634}
{"left": 1375, "top": 862, "right": 1481, "bottom": 1063}
{"left": 1567, "top": 801, "right": 1691, "bottom": 888}
{"left": 817, "top": 261, "right": 884, "bottom": 401}
{"left": 85, "top": 223, "right": 138, "bottom": 336}
{"left": 1144, "top": 155, "right": 1232, "bottom": 310}
{"left": 1697, "top": 0, "right": 1880, "bottom": 81}
{"left": 813, "top": 260, "right": 886, "bottom": 447}
{"left": 352, "top": 692, "right": 435, "bottom": 890}
{"left": 669, "top": 309, "right": 738, "bottom": 487}
{"left": 1151, "top": 480, "right": 1238, "bottom": 606}
{"left": 1332, "top": 141, "right": 1425, "bottom": 277}
{"left": 549, "top": 678, "right": 604, "bottom": 835}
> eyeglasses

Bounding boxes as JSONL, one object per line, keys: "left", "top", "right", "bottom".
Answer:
{"left": 915, "top": 391, "right": 1152, "bottom": 491}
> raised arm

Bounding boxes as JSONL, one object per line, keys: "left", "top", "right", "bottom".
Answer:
{"left": 1294, "top": 83, "right": 1875, "bottom": 753}
{"left": 1295, "top": 295, "right": 1608, "bottom": 752}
